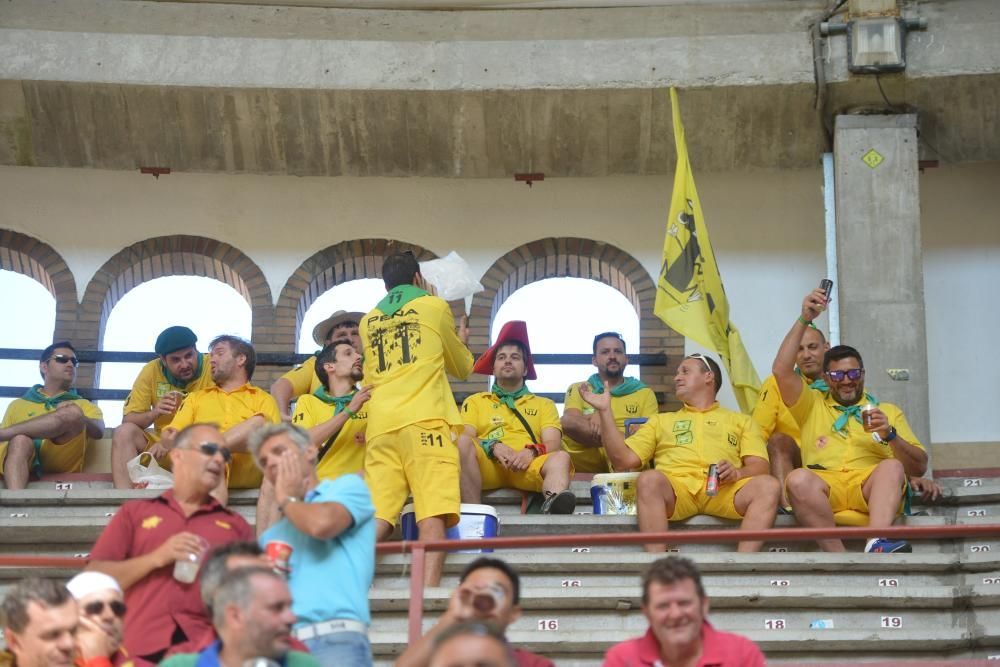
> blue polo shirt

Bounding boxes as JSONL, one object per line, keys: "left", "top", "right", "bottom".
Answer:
{"left": 159, "top": 640, "right": 320, "bottom": 667}
{"left": 260, "top": 475, "right": 376, "bottom": 626}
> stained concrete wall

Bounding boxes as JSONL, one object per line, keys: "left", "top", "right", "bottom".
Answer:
{"left": 1, "top": 162, "right": 997, "bottom": 448}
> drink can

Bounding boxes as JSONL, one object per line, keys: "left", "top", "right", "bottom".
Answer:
{"left": 819, "top": 278, "right": 833, "bottom": 300}
{"left": 265, "top": 540, "right": 293, "bottom": 576}
{"left": 706, "top": 464, "right": 719, "bottom": 496}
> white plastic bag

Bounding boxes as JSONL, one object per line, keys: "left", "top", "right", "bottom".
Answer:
{"left": 419, "top": 251, "right": 484, "bottom": 303}
{"left": 126, "top": 452, "right": 174, "bottom": 489}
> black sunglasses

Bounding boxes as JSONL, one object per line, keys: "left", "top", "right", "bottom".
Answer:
{"left": 181, "top": 442, "right": 233, "bottom": 463}
{"left": 826, "top": 368, "right": 864, "bottom": 382}
{"left": 45, "top": 354, "right": 79, "bottom": 367}
{"left": 84, "top": 599, "right": 127, "bottom": 618}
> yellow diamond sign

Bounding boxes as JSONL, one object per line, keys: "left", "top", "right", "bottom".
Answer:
{"left": 862, "top": 149, "right": 884, "bottom": 169}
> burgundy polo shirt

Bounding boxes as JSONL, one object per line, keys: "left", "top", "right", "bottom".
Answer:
{"left": 89, "top": 490, "right": 253, "bottom": 661}
{"left": 602, "top": 622, "right": 766, "bottom": 667}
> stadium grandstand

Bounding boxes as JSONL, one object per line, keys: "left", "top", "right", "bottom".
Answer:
{"left": 1, "top": 0, "right": 999, "bottom": 664}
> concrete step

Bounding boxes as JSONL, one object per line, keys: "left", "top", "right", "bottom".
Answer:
{"left": 375, "top": 550, "right": 1000, "bottom": 575}
{"left": 368, "top": 584, "right": 974, "bottom": 614}
{"left": 0, "top": 512, "right": 979, "bottom": 550}
{"left": 375, "top": 652, "right": 1000, "bottom": 667}
{"left": 373, "top": 568, "right": 994, "bottom": 590}
{"left": 367, "top": 625, "right": 985, "bottom": 659}
{"left": 8, "top": 476, "right": 1000, "bottom": 504}
{"left": 373, "top": 606, "right": 990, "bottom": 636}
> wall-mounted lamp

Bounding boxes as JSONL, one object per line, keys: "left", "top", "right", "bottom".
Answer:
{"left": 821, "top": 0, "right": 927, "bottom": 74}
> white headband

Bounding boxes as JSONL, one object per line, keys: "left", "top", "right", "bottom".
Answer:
{"left": 66, "top": 571, "right": 122, "bottom": 599}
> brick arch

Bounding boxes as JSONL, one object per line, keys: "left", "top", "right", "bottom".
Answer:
{"left": 79, "top": 236, "right": 271, "bottom": 358}
{"left": 274, "top": 238, "right": 438, "bottom": 353}
{"left": 470, "top": 237, "right": 683, "bottom": 409}
{"left": 0, "top": 229, "right": 77, "bottom": 343}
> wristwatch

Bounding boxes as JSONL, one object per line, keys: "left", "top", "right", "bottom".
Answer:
{"left": 883, "top": 426, "right": 897, "bottom": 442}
{"left": 278, "top": 496, "right": 300, "bottom": 514}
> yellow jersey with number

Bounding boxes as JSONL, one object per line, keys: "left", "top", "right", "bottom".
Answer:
{"left": 361, "top": 295, "right": 473, "bottom": 438}
{"left": 123, "top": 354, "right": 214, "bottom": 436}
{"left": 788, "top": 387, "right": 923, "bottom": 472}
{"left": 561, "top": 381, "right": 658, "bottom": 473}
{"left": 461, "top": 392, "right": 561, "bottom": 451}
{"left": 292, "top": 392, "right": 368, "bottom": 479}
{"left": 625, "top": 402, "right": 768, "bottom": 477}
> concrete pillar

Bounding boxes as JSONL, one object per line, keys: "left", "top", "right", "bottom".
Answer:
{"left": 833, "top": 113, "right": 931, "bottom": 449}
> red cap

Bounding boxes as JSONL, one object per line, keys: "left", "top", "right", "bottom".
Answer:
{"left": 473, "top": 320, "right": 537, "bottom": 380}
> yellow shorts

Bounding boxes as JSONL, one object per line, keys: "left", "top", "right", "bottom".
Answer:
{"left": 0, "top": 433, "right": 88, "bottom": 476}
{"left": 475, "top": 447, "right": 566, "bottom": 492}
{"left": 365, "top": 420, "right": 460, "bottom": 528}
{"left": 665, "top": 473, "right": 754, "bottom": 521}
{"left": 226, "top": 452, "right": 263, "bottom": 489}
{"left": 806, "top": 464, "right": 905, "bottom": 516}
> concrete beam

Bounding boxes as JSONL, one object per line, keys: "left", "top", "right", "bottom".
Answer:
{"left": 1, "top": 0, "right": 998, "bottom": 176}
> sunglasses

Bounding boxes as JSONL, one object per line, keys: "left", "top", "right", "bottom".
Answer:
{"left": 83, "top": 599, "right": 127, "bottom": 618}
{"left": 685, "top": 354, "right": 713, "bottom": 373}
{"left": 45, "top": 354, "right": 79, "bottom": 367}
{"left": 180, "top": 442, "right": 233, "bottom": 463}
{"left": 826, "top": 368, "right": 864, "bottom": 382}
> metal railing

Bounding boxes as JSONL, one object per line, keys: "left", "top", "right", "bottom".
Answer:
{"left": 3, "top": 523, "right": 999, "bottom": 644}
{"left": 0, "top": 347, "right": 670, "bottom": 402}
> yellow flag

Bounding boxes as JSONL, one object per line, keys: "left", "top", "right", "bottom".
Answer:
{"left": 654, "top": 88, "right": 761, "bottom": 413}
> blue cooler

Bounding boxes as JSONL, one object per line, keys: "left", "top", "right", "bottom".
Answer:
{"left": 591, "top": 472, "right": 640, "bottom": 515}
{"left": 400, "top": 503, "right": 499, "bottom": 553}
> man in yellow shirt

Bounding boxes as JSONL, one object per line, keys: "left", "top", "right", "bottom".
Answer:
{"left": 457, "top": 321, "right": 575, "bottom": 514}
{"left": 361, "top": 252, "right": 473, "bottom": 586}
{"left": 772, "top": 288, "right": 928, "bottom": 553}
{"left": 164, "top": 336, "right": 281, "bottom": 491}
{"left": 256, "top": 338, "right": 372, "bottom": 535}
{"left": 752, "top": 324, "right": 829, "bottom": 507}
{"left": 111, "top": 325, "right": 215, "bottom": 489}
{"left": 561, "top": 332, "right": 659, "bottom": 474}
{"left": 291, "top": 339, "right": 371, "bottom": 479}
{"left": 270, "top": 311, "right": 363, "bottom": 421}
{"left": 0, "top": 342, "right": 104, "bottom": 489}
{"left": 581, "top": 354, "right": 779, "bottom": 552}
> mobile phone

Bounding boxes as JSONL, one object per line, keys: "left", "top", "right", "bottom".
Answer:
{"left": 819, "top": 278, "right": 833, "bottom": 300}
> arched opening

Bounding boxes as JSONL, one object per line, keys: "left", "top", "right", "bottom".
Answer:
{"left": 490, "top": 277, "right": 641, "bottom": 411}
{"left": 0, "top": 270, "right": 57, "bottom": 416}
{"left": 277, "top": 238, "right": 436, "bottom": 356}
{"left": 297, "top": 278, "right": 385, "bottom": 353}
{"left": 97, "top": 276, "right": 252, "bottom": 426}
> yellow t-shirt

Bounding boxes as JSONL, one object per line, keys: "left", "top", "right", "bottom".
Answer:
{"left": 168, "top": 383, "right": 281, "bottom": 433}
{"left": 788, "top": 387, "right": 923, "bottom": 472}
{"left": 361, "top": 294, "right": 473, "bottom": 438}
{"left": 0, "top": 391, "right": 104, "bottom": 473}
{"left": 279, "top": 355, "right": 322, "bottom": 398}
{"left": 461, "top": 392, "right": 561, "bottom": 451}
{"left": 292, "top": 392, "right": 368, "bottom": 480}
{"left": 625, "top": 402, "right": 768, "bottom": 478}
{"left": 167, "top": 383, "right": 281, "bottom": 488}
{"left": 751, "top": 374, "right": 801, "bottom": 442}
{"left": 561, "top": 381, "right": 658, "bottom": 473}
{"left": 123, "top": 354, "right": 214, "bottom": 436}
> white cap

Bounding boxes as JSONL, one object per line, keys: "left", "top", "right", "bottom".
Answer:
{"left": 66, "top": 571, "right": 122, "bottom": 599}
